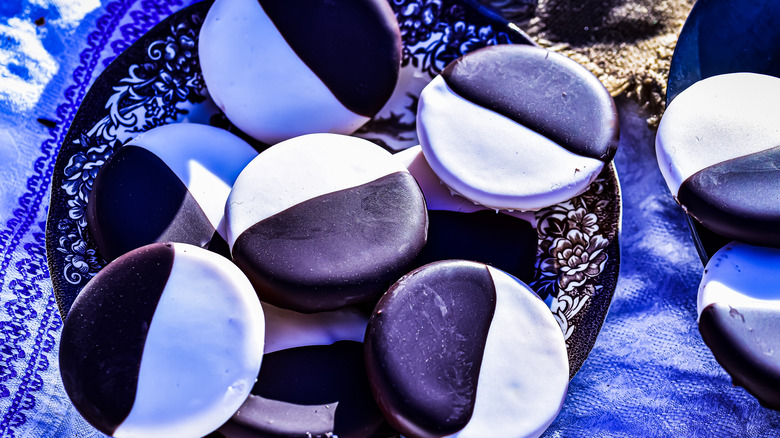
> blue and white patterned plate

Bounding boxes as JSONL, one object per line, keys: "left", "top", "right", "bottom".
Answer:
{"left": 45, "top": 0, "right": 621, "bottom": 377}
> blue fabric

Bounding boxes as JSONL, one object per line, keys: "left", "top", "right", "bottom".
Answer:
{"left": 0, "top": 0, "right": 778, "bottom": 437}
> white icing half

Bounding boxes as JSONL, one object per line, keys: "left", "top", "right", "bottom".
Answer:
{"left": 262, "top": 302, "right": 369, "bottom": 354}
{"left": 115, "top": 244, "right": 264, "bottom": 438}
{"left": 697, "top": 241, "right": 780, "bottom": 320}
{"left": 656, "top": 73, "right": 780, "bottom": 197}
{"left": 394, "top": 145, "right": 536, "bottom": 224}
{"left": 198, "top": 0, "right": 369, "bottom": 145}
{"left": 226, "top": 133, "right": 406, "bottom": 247}
{"left": 127, "top": 123, "right": 257, "bottom": 238}
{"left": 449, "top": 267, "right": 568, "bottom": 438}
{"left": 418, "top": 76, "right": 603, "bottom": 211}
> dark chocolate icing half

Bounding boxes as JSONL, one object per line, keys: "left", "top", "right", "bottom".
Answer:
{"left": 87, "top": 145, "right": 218, "bottom": 261}
{"left": 699, "top": 302, "right": 780, "bottom": 410}
{"left": 412, "top": 210, "right": 536, "bottom": 283}
{"left": 219, "top": 341, "right": 391, "bottom": 438}
{"left": 59, "top": 243, "right": 175, "bottom": 435}
{"left": 677, "top": 145, "right": 780, "bottom": 248}
{"left": 231, "top": 171, "right": 427, "bottom": 312}
{"left": 441, "top": 44, "right": 619, "bottom": 162}
{"left": 258, "top": 0, "right": 401, "bottom": 117}
{"left": 365, "top": 260, "right": 496, "bottom": 437}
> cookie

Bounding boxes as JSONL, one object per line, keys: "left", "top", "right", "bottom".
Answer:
{"left": 198, "top": 0, "right": 402, "bottom": 145}
{"left": 87, "top": 123, "right": 257, "bottom": 261}
{"left": 697, "top": 241, "right": 780, "bottom": 409}
{"left": 226, "top": 133, "right": 427, "bottom": 312}
{"left": 416, "top": 44, "right": 618, "bottom": 211}
{"left": 365, "top": 260, "right": 568, "bottom": 438}
{"left": 59, "top": 243, "right": 264, "bottom": 438}
{"left": 656, "top": 72, "right": 780, "bottom": 247}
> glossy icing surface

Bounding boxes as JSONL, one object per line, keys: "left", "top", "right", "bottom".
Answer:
{"left": 657, "top": 73, "right": 780, "bottom": 246}
{"left": 226, "top": 134, "right": 409, "bottom": 245}
{"left": 87, "top": 124, "right": 255, "bottom": 261}
{"left": 60, "top": 244, "right": 174, "bottom": 435}
{"left": 698, "top": 241, "right": 780, "bottom": 410}
{"left": 125, "top": 124, "right": 257, "bottom": 236}
{"left": 227, "top": 134, "right": 427, "bottom": 312}
{"left": 59, "top": 243, "right": 264, "bottom": 438}
{"left": 441, "top": 45, "right": 618, "bottom": 161}
{"left": 365, "top": 261, "right": 568, "bottom": 438}
{"left": 697, "top": 241, "right": 780, "bottom": 318}
{"left": 199, "top": 0, "right": 400, "bottom": 144}
{"left": 418, "top": 74, "right": 606, "bottom": 211}
{"left": 257, "top": 0, "right": 400, "bottom": 117}
{"left": 658, "top": 73, "right": 780, "bottom": 197}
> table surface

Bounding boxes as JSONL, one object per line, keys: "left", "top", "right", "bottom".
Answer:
{"left": 0, "top": 1, "right": 779, "bottom": 437}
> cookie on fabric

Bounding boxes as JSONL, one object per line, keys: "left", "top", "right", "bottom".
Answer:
{"left": 226, "top": 133, "right": 427, "bottom": 313}
{"left": 87, "top": 123, "right": 257, "bottom": 261}
{"left": 416, "top": 44, "right": 618, "bottom": 211}
{"left": 198, "top": 0, "right": 402, "bottom": 145}
{"left": 365, "top": 260, "right": 568, "bottom": 438}
{"left": 59, "top": 243, "right": 265, "bottom": 438}
{"left": 656, "top": 73, "right": 780, "bottom": 247}
{"left": 698, "top": 241, "right": 780, "bottom": 410}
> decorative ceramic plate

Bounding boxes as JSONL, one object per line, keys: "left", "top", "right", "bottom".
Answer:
{"left": 46, "top": 0, "right": 620, "bottom": 378}
{"left": 667, "top": 0, "right": 780, "bottom": 264}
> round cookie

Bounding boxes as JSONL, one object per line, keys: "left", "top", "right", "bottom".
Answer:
{"left": 87, "top": 123, "right": 257, "bottom": 261}
{"left": 656, "top": 72, "right": 780, "bottom": 247}
{"left": 198, "top": 0, "right": 401, "bottom": 145}
{"left": 365, "top": 260, "right": 569, "bottom": 438}
{"left": 59, "top": 242, "right": 265, "bottom": 438}
{"left": 218, "top": 341, "right": 393, "bottom": 438}
{"left": 396, "top": 146, "right": 538, "bottom": 284}
{"left": 416, "top": 44, "right": 619, "bottom": 211}
{"left": 697, "top": 241, "right": 780, "bottom": 409}
{"left": 226, "top": 133, "right": 428, "bottom": 313}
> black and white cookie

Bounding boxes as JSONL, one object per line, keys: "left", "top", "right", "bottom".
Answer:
{"left": 218, "top": 341, "right": 393, "bottom": 438}
{"left": 697, "top": 241, "right": 780, "bottom": 410}
{"left": 226, "top": 133, "right": 428, "bottom": 313}
{"left": 657, "top": 72, "right": 780, "bottom": 247}
{"left": 365, "top": 260, "right": 569, "bottom": 438}
{"left": 59, "top": 243, "right": 265, "bottom": 438}
{"left": 87, "top": 123, "right": 257, "bottom": 261}
{"left": 396, "top": 146, "right": 537, "bottom": 283}
{"left": 198, "top": 0, "right": 401, "bottom": 145}
{"left": 416, "top": 44, "right": 619, "bottom": 211}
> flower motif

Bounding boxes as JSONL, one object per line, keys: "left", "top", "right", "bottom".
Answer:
{"left": 149, "top": 22, "right": 198, "bottom": 74}
{"left": 393, "top": 0, "right": 443, "bottom": 46}
{"left": 154, "top": 69, "right": 189, "bottom": 104}
{"left": 66, "top": 197, "right": 88, "bottom": 229}
{"left": 62, "top": 135, "right": 114, "bottom": 199}
{"left": 59, "top": 236, "right": 100, "bottom": 275}
{"left": 543, "top": 229, "right": 609, "bottom": 291}
{"left": 566, "top": 207, "right": 599, "bottom": 236}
